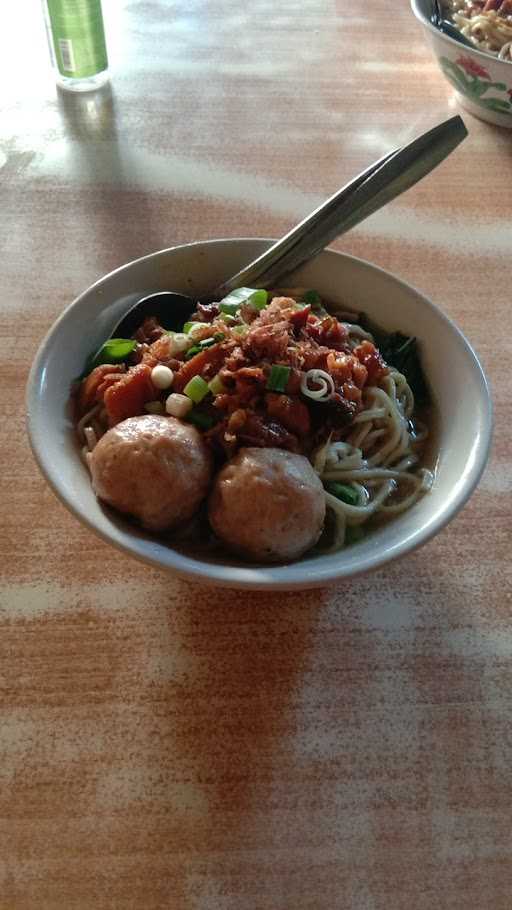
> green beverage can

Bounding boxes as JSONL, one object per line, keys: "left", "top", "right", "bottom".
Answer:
{"left": 44, "top": 0, "right": 109, "bottom": 92}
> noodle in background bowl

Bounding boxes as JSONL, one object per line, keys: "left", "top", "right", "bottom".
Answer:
{"left": 26, "top": 239, "right": 492, "bottom": 590}
{"left": 411, "top": 0, "right": 512, "bottom": 128}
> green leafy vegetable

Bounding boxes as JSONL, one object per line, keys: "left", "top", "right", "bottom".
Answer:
{"left": 183, "top": 322, "right": 195, "bottom": 334}
{"left": 383, "top": 333, "right": 429, "bottom": 406}
{"left": 359, "top": 316, "right": 429, "bottom": 406}
{"left": 266, "top": 364, "right": 291, "bottom": 393}
{"left": 186, "top": 409, "right": 216, "bottom": 430}
{"left": 303, "top": 289, "right": 328, "bottom": 316}
{"left": 345, "top": 524, "right": 365, "bottom": 545}
{"left": 324, "top": 482, "right": 359, "bottom": 506}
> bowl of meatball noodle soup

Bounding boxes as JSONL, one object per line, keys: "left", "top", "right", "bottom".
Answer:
{"left": 26, "top": 239, "right": 492, "bottom": 589}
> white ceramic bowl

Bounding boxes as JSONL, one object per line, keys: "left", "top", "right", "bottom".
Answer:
{"left": 411, "top": 0, "right": 512, "bottom": 128}
{"left": 26, "top": 239, "right": 492, "bottom": 590}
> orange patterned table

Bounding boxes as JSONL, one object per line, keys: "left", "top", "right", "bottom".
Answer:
{"left": 1, "top": 1, "right": 511, "bottom": 907}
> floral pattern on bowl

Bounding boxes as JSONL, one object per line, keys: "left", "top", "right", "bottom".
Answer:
{"left": 411, "top": 0, "right": 512, "bottom": 127}
{"left": 440, "top": 55, "right": 512, "bottom": 116}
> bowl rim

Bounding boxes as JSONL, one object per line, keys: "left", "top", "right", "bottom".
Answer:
{"left": 26, "top": 239, "right": 493, "bottom": 590}
{"left": 410, "top": 0, "right": 512, "bottom": 70}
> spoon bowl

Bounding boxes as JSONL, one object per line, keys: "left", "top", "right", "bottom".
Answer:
{"left": 112, "top": 290, "right": 195, "bottom": 337}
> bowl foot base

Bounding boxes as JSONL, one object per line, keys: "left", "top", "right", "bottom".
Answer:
{"left": 455, "top": 92, "right": 512, "bottom": 129}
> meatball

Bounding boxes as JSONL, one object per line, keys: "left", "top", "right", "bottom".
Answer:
{"left": 208, "top": 447, "right": 325, "bottom": 562}
{"left": 89, "top": 415, "right": 212, "bottom": 531}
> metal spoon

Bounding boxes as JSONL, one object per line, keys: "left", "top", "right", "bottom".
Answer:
{"left": 430, "top": 0, "right": 476, "bottom": 48}
{"left": 111, "top": 149, "right": 399, "bottom": 338}
{"left": 112, "top": 115, "right": 467, "bottom": 338}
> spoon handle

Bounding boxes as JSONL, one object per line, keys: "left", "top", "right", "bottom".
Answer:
{"left": 210, "top": 115, "right": 467, "bottom": 298}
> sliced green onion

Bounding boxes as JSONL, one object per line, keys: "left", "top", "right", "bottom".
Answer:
{"left": 219, "top": 301, "right": 241, "bottom": 317}
{"left": 231, "top": 324, "right": 249, "bottom": 338}
{"left": 249, "top": 289, "right": 268, "bottom": 310}
{"left": 191, "top": 334, "right": 224, "bottom": 351}
{"left": 186, "top": 409, "right": 216, "bottom": 430}
{"left": 86, "top": 338, "right": 136, "bottom": 373}
{"left": 303, "top": 290, "right": 321, "bottom": 306}
{"left": 266, "top": 364, "right": 291, "bottom": 393}
{"left": 185, "top": 344, "right": 202, "bottom": 360}
{"left": 219, "top": 287, "right": 268, "bottom": 316}
{"left": 184, "top": 375, "right": 209, "bottom": 403}
{"left": 168, "top": 332, "right": 191, "bottom": 355}
{"left": 345, "top": 524, "right": 365, "bottom": 545}
{"left": 183, "top": 322, "right": 195, "bottom": 334}
{"left": 208, "top": 373, "right": 227, "bottom": 396}
{"left": 324, "top": 482, "right": 359, "bottom": 506}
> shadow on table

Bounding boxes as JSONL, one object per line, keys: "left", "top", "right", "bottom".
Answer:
{"left": 160, "top": 585, "right": 331, "bottom": 851}
{"left": 55, "top": 84, "right": 163, "bottom": 263}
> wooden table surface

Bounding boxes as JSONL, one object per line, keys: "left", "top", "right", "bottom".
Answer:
{"left": 1, "top": 1, "right": 511, "bottom": 907}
